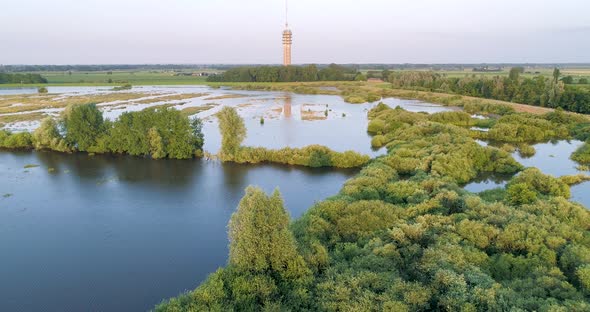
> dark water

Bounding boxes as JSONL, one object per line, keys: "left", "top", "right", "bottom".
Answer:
{"left": 465, "top": 140, "right": 589, "bottom": 208}
{"left": 0, "top": 151, "right": 355, "bottom": 311}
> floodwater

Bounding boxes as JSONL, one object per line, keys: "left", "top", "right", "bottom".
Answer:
{"left": 0, "top": 151, "right": 355, "bottom": 311}
{"left": 0, "top": 86, "right": 454, "bottom": 311}
{"left": 0, "top": 86, "right": 452, "bottom": 157}
{"left": 464, "top": 140, "right": 589, "bottom": 207}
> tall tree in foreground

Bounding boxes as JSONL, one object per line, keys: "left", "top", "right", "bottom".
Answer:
{"left": 229, "top": 187, "right": 309, "bottom": 276}
{"left": 227, "top": 186, "right": 311, "bottom": 308}
{"left": 217, "top": 106, "right": 246, "bottom": 159}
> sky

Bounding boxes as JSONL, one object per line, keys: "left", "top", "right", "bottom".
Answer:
{"left": 1, "top": 0, "right": 589, "bottom": 64}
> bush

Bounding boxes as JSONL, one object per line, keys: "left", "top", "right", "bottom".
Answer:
{"left": 572, "top": 142, "right": 590, "bottom": 165}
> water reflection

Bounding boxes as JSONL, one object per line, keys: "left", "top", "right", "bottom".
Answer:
{"left": 283, "top": 92, "right": 292, "bottom": 118}
{"left": 464, "top": 140, "right": 589, "bottom": 208}
{"left": 0, "top": 150, "right": 356, "bottom": 312}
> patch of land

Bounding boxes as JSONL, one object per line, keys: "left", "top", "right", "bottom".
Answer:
{"left": 133, "top": 93, "right": 208, "bottom": 105}
{"left": 0, "top": 92, "right": 151, "bottom": 114}
{"left": 301, "top": 104, "right": 327, "bottom": 121}
{"left": 180, "top": 103, "right": 219, "bottom": 116}
{"left": 203, "top": 94, "right": 247, "bottom": 101}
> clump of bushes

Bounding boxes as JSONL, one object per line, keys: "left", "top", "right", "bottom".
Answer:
{"left": 517, "top": 143, "right": 536, "bottom": 157}
{"left": 157, "top": 93, "right": 590, "bottom": 312}
{"left": 572, "top": 142, "right": 590, "bottom": 165}
{"left": 366, "top": 105, "right": 522, "bottom": 183}
{"left": 1, "top": 103, "right": 204, "bottom": 159}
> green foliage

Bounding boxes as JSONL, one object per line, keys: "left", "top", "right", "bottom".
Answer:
{"left": 428, "top": 111, "right": 473, "bottom": 126}
{"left": 0, "top": 72, "right": 47, "bottom": 84}
{"left": 506, "top": 183, "right": 537, "bottom": 205}
{"left": 487, "top": 113, "right": 571, "bottom": 143}
{"left": 231, "top": 145, "right": 370, "bottom": 168}
{"left": 0, "top": 130, "right": 33, "bottom": 149}
{"left": 207, "top": 64, "right": 358, "bottom": 83}
{"left": 2, "top": 103, "right": 203, "bottom": 159}
{"left": 217, "top": 106, "right": 247, "bottom": 159}
{"left": 572, "top": 142, "right": 590, "bottom": 165}
{"left": 32, "top": 117, "right": 71, "bottom": 152}
{"left": 158, "top": 187, "right": 312, "bottom": 310}
{"left": 37, "top": 87, "right": 48, "bottom": 94}
{"left": 388, "top": 70, "right": 590, "bottom": 114}
{"left": 112, "top": 83, "right": 132, "bottom": 91}
{"left": 517, "top": 143, "right": 536, "bottom": 157}
{"left": 62, "top": 103, "right": 105, "bottom": 151}
{"left": 217, "top": 106, "right": 369, "bottom": 168}
{"left": 229, "top": 187, "right": 309, "bottom": 278}
{"left": 103, "top": 108, "right": 203, "bottom": 159}
{"left": 366, "top": 105, "right": 522, "bottom": 183}
{"left": 507, "top": 168, "right": 571, "bottom": 200}
{"left": 157, "top": 96, "right": 590, "bottom": 311}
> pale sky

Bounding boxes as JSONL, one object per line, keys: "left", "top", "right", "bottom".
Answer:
{"left": 1, "top": 0, "right": 589, "bottom": 64}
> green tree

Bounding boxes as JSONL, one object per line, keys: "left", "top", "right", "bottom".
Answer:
{"left": 217, "top": 106, "right": 246, "bottom": 159}
{"left": 228, "top": 187, "right": 311, "bottom": 308}
{"left": 553, "top": 68, "right": 561, "bottom": 81}
{"left": 62, "top": 103, "right": 105, "bottom": 152}
{"left": 509, "top": 67, "right": 524, "bottom": 81}
{"left": 228, "top": 187, "right": 309, "bottom": 277}
{"left": 148, "top": 127, "right": 165, "bottom": 159}
{"left": 506, "top": 183, "right": 537, "bottom": 205}
{"left": 32, "top": 117, "right": 70, "bottom": 152}
{"left": 562, "top": 76, "right": 574, "bottom": 84}
{"left": 191, "top": 117, "right": 205, "bottom": 151}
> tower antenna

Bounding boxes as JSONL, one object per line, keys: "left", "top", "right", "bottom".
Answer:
{"left": 285, "top": 0, "right": 288, "bottom": 27}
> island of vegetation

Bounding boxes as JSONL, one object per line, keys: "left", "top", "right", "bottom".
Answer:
{"left": 0, "top": 104, "right": 205, "bottom": 159}
{"left": 216, "top": 106, "right": 369, "bottom": 168}
{"left": 0, "top": 103, "right": 369, "bottom": 168}
{"left": 156, "top": 102, "right": 590, "bottom": 311}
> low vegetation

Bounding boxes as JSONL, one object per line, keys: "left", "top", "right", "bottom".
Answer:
{"left": 157, "top": 103, "right": 590, "bottom": 311}
{"left": 572, "top": 142, "right": 590, "bottom": 164}
{"left": 216, "top": 106, "right": 369, "bottom": 168}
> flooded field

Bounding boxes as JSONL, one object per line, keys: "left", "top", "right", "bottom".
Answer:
{"left": 0, "top": 86, "right": 452, "bottom": 156}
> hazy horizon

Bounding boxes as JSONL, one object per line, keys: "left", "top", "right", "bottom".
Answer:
{"left": 2, "top": 0, "right": 589, "bottom": 65}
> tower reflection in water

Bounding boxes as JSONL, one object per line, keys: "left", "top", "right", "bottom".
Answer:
{"left": 283, "top": 93, "right": 292, "bottom": 118}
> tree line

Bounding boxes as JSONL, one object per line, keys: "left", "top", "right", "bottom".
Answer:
{"left": 207, "top": 64, "right": 366, "bottom": 83}
{"left": 0, "top": 73, "right": 48, "bottom": 84}
{"left": 156, "top": 104, "right": 590, "bottom": 311}
{"left": 0, "top": 104, "right": 204, "bottom": 159}
{"left": 387, "top": 68, "right": 590, "bottom": 114}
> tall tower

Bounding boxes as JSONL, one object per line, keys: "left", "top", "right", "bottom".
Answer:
{"left": 282, "top": 0, "right": 292, "bottom": 66}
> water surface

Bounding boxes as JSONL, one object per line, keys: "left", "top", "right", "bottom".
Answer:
{"left": 465, "top": 140, "right": 589, "bottom": 207}
{"left": 0, "top": 151, "right": 355, "bottom": 311}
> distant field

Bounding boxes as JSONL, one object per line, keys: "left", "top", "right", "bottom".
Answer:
{"left": 360, "top": 67, "right": 590, "bottom": 82}
{"left": 0, "top": 71, "right": 209, "bottom": 87}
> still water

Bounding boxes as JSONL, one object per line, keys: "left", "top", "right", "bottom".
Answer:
{"left": 465, "top": 140, "right": 589, "bottom": 207}
{"left": 0, "top": 151, "right": 355, "bottom": 311}
{"left": 1, "top": 86, "right": 588, "bottom": 310}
